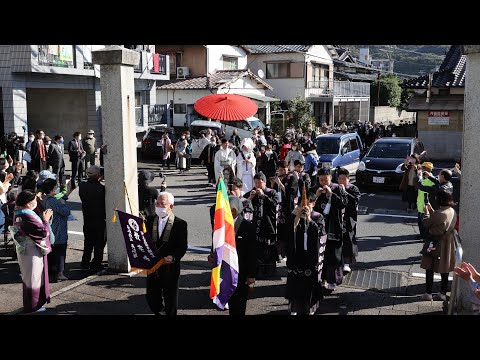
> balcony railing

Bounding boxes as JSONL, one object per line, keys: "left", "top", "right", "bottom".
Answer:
{"left": 151, "top": 54, "right": 167, "bottom": 75}
{"left": 38, "top": 45, "right": 75, "bottom": 68}
{"left": 148, "top": 104, "right": 167, "bottom": 125}
{"left": 306, "top": 80, "right": 370, "bottom": 98}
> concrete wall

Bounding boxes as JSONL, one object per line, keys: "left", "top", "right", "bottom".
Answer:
{"left": 206, "top": 45, "right": 247, "bottom": 73}
{"left": 416, "top": 109, "right": 463, "bottom": 160}
{"left": 155, "top": 45, "right": 207, "bottom": 77}
{"left": 370, "top": 106, "right": 416, "bottom": 124}
{"left": 26, "top": 88, "right": 89, "bottom": 140}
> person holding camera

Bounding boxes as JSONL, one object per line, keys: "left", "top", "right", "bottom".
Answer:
{"left": 415, "top": 162, "right": 436, "bottom": 240}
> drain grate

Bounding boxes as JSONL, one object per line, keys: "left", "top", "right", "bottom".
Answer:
{"left": 343, "top": 269, "right": 406, "bottom": 294}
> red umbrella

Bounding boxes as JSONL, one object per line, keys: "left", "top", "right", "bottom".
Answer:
{"left": 194, "top": 94, "right": 257, "bottom": 121}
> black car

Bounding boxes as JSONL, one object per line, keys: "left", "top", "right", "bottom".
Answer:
{"left": 355, "top": 137, "right": 425, "bottom": 189}
{"left": 140, "top": 126, "right": 177, "bottom": 160}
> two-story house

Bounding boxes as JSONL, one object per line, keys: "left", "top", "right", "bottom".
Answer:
{"left": 0, "top": 45, "right": 170, "bottom": 143}
{"left": 242, "top": 45, "right": 370, "bottom": 127}
{"left": 403, "top": 45, "right": 465, "bottom": 160}
{"left": 155, "top": 45, "right": 278, "bottom": 128}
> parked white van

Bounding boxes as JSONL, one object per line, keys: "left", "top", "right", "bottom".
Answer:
{"left": 189, "top": 120, "right": 223, "bottom": 159}
{"left": 219, "top": 116, "right": 265, "bottom": 140}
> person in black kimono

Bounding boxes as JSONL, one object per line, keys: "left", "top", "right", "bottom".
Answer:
{"left": 146, "top": 192, "right": 188, "bottom": 316}
{"left": 336, "top": 167, "right": 361, "bottom": 274}
{"left": 226, "top": 196, "right": 256, "bottom": 316}
{"left": 292, "top": 159, "right": 311, "bottom": 205}
{"left": 245, "top": 172, "right": 278, "bottom": 278}
{"left": 200, "top": 139, "right": 217, "bottom": 186}
{"left": 314, "top": 167, "right": 348, "bottom": 292}
{"left": 286, "top": 190, "right": 327, "bottom": 315}
{"left": 270, "top": 159, "right": 298, "bottom": 261}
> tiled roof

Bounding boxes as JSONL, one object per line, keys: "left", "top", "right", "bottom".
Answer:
{"left": 242, "top": 45, "right": 311, "bottom": 54}
{"left": 403, "top": 45, "right": 465, "bottom": 88}
{"left": 157, "top": 69, "right": 272, "bottom": 90}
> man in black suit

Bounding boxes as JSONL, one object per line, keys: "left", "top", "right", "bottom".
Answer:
{"left": 146, "top": 191, "right": 188, "bottom": 316}
{"left": 226, "top": 195, "right": 256, "bottom": 316}
{"left": 29, "top": 129, "right": 47, "bottom": 172}
{"left": 67, "top": 131, "right": 85, "bottom": 186}
{"left": 48, "top": 135, "right": 66, "bottom": 185}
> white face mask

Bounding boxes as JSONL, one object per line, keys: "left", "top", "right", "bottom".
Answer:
{"left": 40, "top": 135, "right": 45, "bottom": 139}
{"left": 266, "top": 150, "right": 273, "bottom": 155}
{"left": 78, "top": 136, "right": 82, "bottom": 141}
{"left": 47, "top": 141, "right": 51, "bottom": 145}
{"left": 155, "top": 206, "right": 169, "bottom": 218}
{"left": 54, "top": 187, "right": 60, "bottom": 195}
{"left": 31, "top": 202, "right": 37, "bottom": 210}
{"left": 29, "top": 137, "right": 34, "bottom": 141}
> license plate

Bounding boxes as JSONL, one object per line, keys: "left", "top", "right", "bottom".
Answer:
{"left": 372, "top": 176, "right": 385, "bottom": 184}
{"left": 156, "top": 141, "right": 162, "bottom": 146}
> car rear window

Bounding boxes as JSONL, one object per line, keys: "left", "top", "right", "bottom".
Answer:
{"left": 316, "top": 137, "right": 340, "bottom": 155}
{"left": 367, "top": 142, "right": 410, "bottom": 158}
{"left": 147, "top": 131, "right": 165, "bottom": 140}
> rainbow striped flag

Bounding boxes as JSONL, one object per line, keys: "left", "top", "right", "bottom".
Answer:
{"left": 209, "top": 177, "right": 239, "bottom": 309}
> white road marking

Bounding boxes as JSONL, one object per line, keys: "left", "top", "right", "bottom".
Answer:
{"left": 368, "top": 213, "right": 418, "bottom": 219}
{"left": 368, "top": 193, "right": 375, "bottom": 197}
{"left": 68, "top": 231, "right": 84, "bottom": 236}
{"left": 412, "top": 272, "right": 453, "bottom": 281}
{"left": 188, "top": 246, "right": 211, "bottom": 253}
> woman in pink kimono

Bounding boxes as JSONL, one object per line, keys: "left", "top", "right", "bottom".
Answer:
{"left": 12, "top": 190, "right": 53, "bottom": 313}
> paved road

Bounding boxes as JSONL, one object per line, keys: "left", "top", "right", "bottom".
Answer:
{"left": 0, "top": 157, "right": 451, "bottom": 314}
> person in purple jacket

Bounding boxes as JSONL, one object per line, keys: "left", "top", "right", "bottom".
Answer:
{"left": 12, "top": 190, "right": 53, "bottom": 313}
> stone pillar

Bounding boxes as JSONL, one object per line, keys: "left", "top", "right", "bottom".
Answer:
{"left": 92, "top": 46, "right": 140, "bottom": 272}
{"left": 458, "top": 45, "right": 480, "bottom": 312}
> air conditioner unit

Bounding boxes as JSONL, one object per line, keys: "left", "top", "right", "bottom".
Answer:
{"left": 177, "top": 66, "right": 190, "bottom": 79}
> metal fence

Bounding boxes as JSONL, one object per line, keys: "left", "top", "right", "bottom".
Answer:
{"left": 148, "top": 104, "right": 167, "bottom": 125}
{"left": 38, "top": 45, "right": 75, "bottom": 68}
{"left": 135, "top": 106, "right": 143, "bottom": 126}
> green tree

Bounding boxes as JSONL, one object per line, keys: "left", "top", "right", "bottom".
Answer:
{"left": 287, "top": 95, "right": 314, "bottom": 131}
{"left": 371, "top": 75, "right": 402, "bottom": 107}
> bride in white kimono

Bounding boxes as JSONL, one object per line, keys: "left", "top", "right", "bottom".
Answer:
{"left": 236, "top": 138, "right": 256, "bottom": 196}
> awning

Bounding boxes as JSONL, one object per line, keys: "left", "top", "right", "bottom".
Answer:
{"left": 238, "top": 92, "right": 281, "bottom": 102}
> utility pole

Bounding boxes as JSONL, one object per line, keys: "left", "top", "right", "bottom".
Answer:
{"left": 377, "top": 72, "right": 381, "bottom": 106}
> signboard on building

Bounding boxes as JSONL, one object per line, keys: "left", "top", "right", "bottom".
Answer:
{"left": 428, "top": 111, "right": 449, "bottom": 125}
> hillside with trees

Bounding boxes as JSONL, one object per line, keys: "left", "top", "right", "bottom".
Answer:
{"left": 340, "top": 45, "right": 450, "bottom": 75}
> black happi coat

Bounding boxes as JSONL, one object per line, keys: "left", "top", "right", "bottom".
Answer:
{"left": 246, "top": 187, "right": 278, "bottom": 242}
{"left": 285, "top": 211, "right": 326, "bottom": 305}
{"left": 342, "top": 183, "right": 361, "bottom": 259}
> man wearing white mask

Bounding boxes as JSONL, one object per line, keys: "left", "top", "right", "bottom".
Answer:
{"left": 146, "top": 192, "right": 188, "bottom": 316}
{"left": 236, "top": 138, "right": 256, "bottom": 195}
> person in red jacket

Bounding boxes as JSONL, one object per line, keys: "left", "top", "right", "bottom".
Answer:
{"left": 279, "top": 137, "right": 291, "bottom": 161}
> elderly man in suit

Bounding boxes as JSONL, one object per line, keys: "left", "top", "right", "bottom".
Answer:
{"left": 47, "top": 135, "right": 66, "bottom": 185}
{"left": 146, "top": 192, "right": 188, "bottom": 316}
